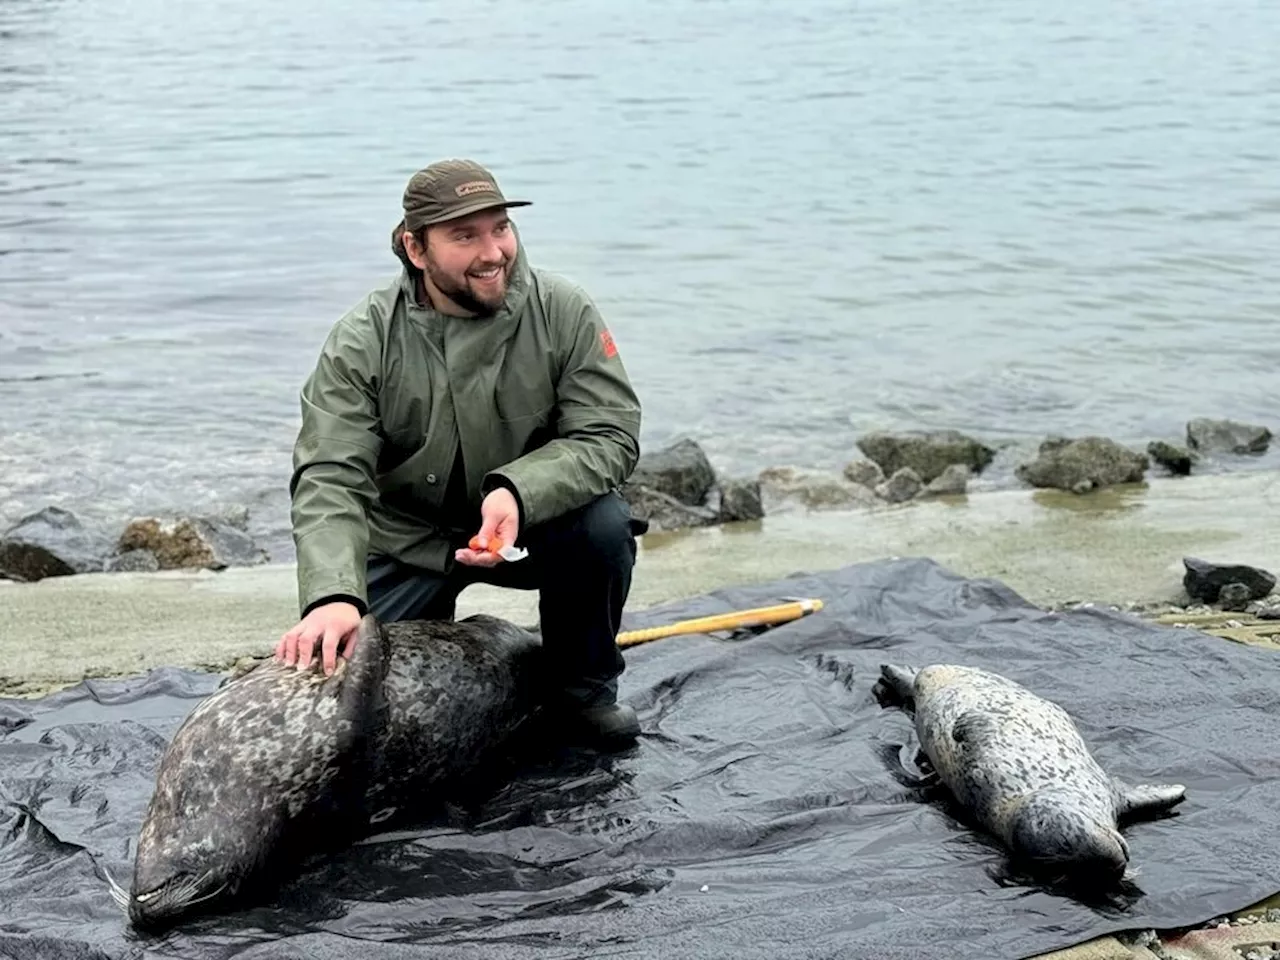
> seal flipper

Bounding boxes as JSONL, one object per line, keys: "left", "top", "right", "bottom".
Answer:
{"left": 878, "top": 664, "right": 919, "bottom": 703}
{"left": 327, "top": 615, "right": 392, "bottom": 826}
{"left": 336, "top": 615, "right": 392, "bottom": 720}
{"left": 1115, "top": 781, "right": 1186, "bottom": 822}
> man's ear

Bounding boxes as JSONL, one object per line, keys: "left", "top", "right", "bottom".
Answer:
{"left": 403, "top": 229, "right": 428, "bottom": 270}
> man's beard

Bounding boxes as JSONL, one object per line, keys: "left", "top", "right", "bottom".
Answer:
{"left": 425, "top": 257, "right": 508, "bottom": 318}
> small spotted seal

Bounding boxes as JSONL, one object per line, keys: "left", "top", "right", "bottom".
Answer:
{"left": 115, "top": 613, "right": 545, "bottom": 928}
{"left": 877, "top": 663, "right": 1185, "bottom": 883}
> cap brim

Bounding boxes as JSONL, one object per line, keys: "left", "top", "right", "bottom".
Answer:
{"left": 420, "top": 198, "right": 533, "bottom": 227}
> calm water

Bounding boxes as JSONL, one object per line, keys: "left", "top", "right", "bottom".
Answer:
{"left": 2, "top": 0, "right": 1279, "bottom": 558}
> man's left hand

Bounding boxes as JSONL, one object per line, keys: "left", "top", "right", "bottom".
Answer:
{"left": 456, "top": 487, "right": 521, "bottom": 567}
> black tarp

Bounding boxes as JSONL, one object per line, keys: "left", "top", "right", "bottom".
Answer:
{"left": 3, "top": 557, "right": 1280, "bottom": 960}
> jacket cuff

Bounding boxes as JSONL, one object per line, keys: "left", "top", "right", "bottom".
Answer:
{"left": 302, "top": 593, "right": 369, "bottom": 619}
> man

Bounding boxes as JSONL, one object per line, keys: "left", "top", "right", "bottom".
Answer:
{"left": 274, "top": 158, "right": 645, "bottom": 747}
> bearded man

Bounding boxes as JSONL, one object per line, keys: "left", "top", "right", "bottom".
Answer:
{"left": 274, "top": 159, "right": 645, "bottom": 747}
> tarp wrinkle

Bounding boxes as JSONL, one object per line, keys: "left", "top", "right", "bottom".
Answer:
{"left": 2, "top": 557, "right": 1279, "bottom": 960}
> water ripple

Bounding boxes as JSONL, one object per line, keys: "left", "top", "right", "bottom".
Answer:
{"left": 1, "top": 0, "right": 1279, "bottom": 549}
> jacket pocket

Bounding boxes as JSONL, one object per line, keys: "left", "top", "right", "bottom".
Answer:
{"left": 376, "top": 441, "right": 445, "bottom": 499}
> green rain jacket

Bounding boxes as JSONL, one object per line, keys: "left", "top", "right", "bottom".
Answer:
{"left": 288, "top": 240, "right": 642, "bottom": 615}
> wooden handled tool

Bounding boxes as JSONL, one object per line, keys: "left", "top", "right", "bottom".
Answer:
{"left": 616, "top": 598, "right": 824, "bottom": 648}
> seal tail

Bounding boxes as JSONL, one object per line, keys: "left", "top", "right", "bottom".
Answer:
{"left": 878, "top": 664, "right": 919, "bottom": 702}
{"left": 1115, "top": 781, "right": 1187, "bottom": 823}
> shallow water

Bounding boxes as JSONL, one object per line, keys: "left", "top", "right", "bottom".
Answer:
{"left": 2, "top": 0, "right": 1278, "bottom": 557}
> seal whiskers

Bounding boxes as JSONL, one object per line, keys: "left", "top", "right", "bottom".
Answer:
{"left": 103, "top": 864, "right": 130, "bottom": 912}
{"left": 878, "top": 662, "right": 1185, "bottom": 885}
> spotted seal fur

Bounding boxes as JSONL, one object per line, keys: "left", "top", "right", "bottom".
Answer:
{"left": 878, "top": 663, "right": 1185, "bottom": 883}
{"left": 113, "top": 613, "right": 545, "bottom": 928}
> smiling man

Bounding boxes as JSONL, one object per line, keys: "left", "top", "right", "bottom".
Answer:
{"left": 276, "top": 159, "right": 645, "bottom": 747}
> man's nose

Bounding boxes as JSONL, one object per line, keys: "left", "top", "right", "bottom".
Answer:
{"left": 478, "top": 234, "right": 504, "bottom": 262}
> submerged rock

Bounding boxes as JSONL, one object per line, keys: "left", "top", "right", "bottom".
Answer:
{"left": 621, "top": 440, "right": 766, "bottom": 533}
{"left": 842, "top": 459, "right": 885, "bottom": 488}
{"left": 1217, "top": 583, "right": 1253, "bottom": 613}
{"left": 620, "top": 484, "right": 717, "bottom": 533}
{"left": 1186, "top": 418, "right": 1271, "bottom": 456}
{"left": 922, "top": 463, "right": 971, "bottom": 496}
{"left": 758, "top": 466, "right": 878, "bottom": 510}
{"left": 215, "top": 504, "right": 252, "bottom": 531}
{"left": 856, "top": 430, "right": 996, "bottom": 484}
{"left": 627, "top": 438, "right": 718, "bottom": 506}
{"left": 106, "top": 548, "right": 161, "bottom": 573}
{"left": 118, "top": 515, "right": 269, "bottom": 571}
{"left": 712, "top": 478, "right": 764, "bottom": 524}
{"left": 1147, "top": 440, "right": 1195, "bottom": 476}
{"left": 0, "top": 507, "right": 114, "bottom": 581}
{"left": 1015, "top": 436, "right": 1148, "bottom": 493}
{"left": 875, "top": 468, "right": 923, "bottom": 504}
{"left": 1182, "top": 557, "right": 1276, "bottom": 605}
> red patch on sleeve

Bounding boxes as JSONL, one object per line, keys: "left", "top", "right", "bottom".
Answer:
{"left": 600, "top": 329, "right": 618, "bottom": 358}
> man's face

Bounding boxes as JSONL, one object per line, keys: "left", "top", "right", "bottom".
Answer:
{"left": 405, "top": 208, "right": 518, "bottom": 316}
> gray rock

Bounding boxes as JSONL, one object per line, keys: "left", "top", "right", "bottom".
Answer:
{"left": 215, "top": 504, "right": 251, "bottom": 531}
{"left": 106, "top": 548, "right": 161, "bottom": 573}
{"left": 1147, "top": 440, "right": 1195, "bottom": 476}
{"left": 1186, "top": 417, "right": 1271, "bottom": 455}
{"left": 875, "top": 467, "right": 924, "bottom": 504}
{"left": 714, "top": 478, "right": 764, "bottom": 523}
{"left": 842, "top": 459, "right": 885, "bottom": 488}
{"left": 1014, "top": 436, "right": 1148, "bottom": 492}
{"left": 1218, "top": 582, "right": 1253, "bottom": 612}
{"left": 117, "top": 514, "right": 269, "bottom": 571}
{"left": 0, "top": 506, "right": 114, "bottom": 582}
{"left": 1182, "top": 556, "right": 1276, "bottom": 604}
{"left": 620, "top": 483, "right": 718, "bottom": 533}
{"left": 923, "top": 463, "right": 971, "bottom": 496}
{"left": 627, "top": 438, "right": 717, "bottom": 506}
{"left": 856, "top": 430, "right": 996, "bottom": 484}
{"left": 758, "top": 466, "right": 879, "bottom": 510}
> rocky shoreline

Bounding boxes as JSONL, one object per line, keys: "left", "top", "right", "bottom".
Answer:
{"left": 0, "top": 505, "right": 267, "bottom": 584}
{"left": 0, "top": 415, "right": 1272, "bottom": 587}
{"left": 617, "top": 415, "right": 1272, "bottom": 534}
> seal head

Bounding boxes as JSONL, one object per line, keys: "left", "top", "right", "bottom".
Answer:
{"left": 1005, "top": 787, "right": 1130, "bottom": 882}
{"left": 126, "top": 614, "right": 389, "bottom": 927}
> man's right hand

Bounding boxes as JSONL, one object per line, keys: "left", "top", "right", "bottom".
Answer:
{"left": 275, "top": 601, "right": 363, "bottom": 676}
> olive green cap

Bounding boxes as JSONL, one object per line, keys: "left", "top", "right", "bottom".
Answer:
{"left": 400, "top": 159, "right": 531, "bottom": 231}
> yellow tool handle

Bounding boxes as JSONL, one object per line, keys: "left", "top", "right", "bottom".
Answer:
{"left": 616, "top": 598, "right": 824, "bottom": 648}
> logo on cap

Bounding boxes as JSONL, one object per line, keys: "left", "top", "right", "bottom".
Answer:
{"left": 455, "top": 180, "right": 497, "bottom": 197}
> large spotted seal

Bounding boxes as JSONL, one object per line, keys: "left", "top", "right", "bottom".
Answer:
{"left": 114, "top": 613, "right": 546, "bottom": 928}
{"left": 877, "top": 663, "right": 1185, "bottom": 883}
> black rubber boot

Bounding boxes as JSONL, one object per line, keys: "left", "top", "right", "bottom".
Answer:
{"left": 552, "top": 700, "right": 640, "bottom": 748}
